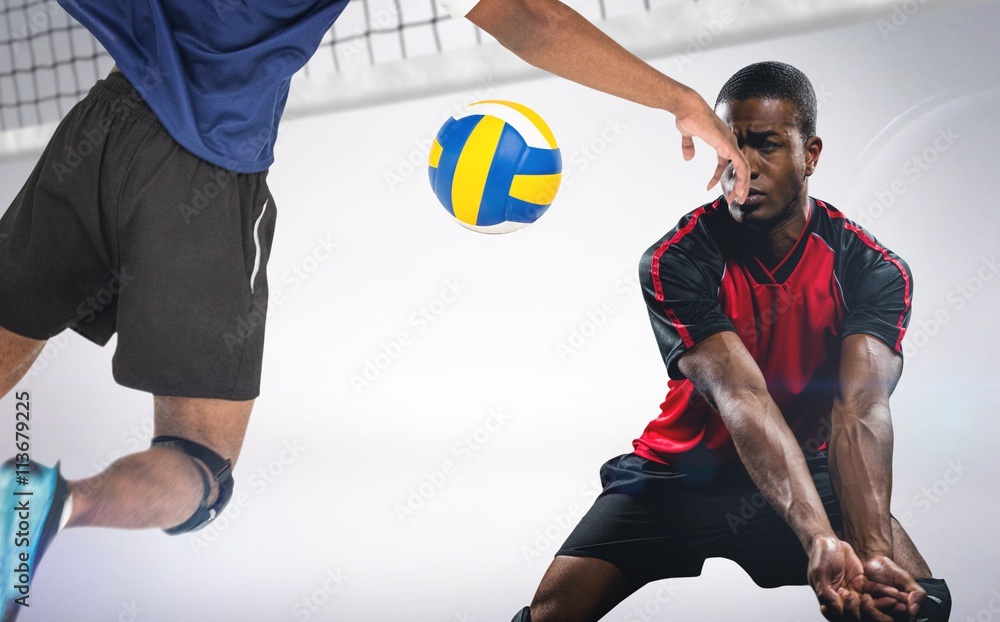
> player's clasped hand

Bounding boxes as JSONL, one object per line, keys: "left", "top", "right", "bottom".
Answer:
{"left": 809, "top": 536, "right": 867, "bottom": 622}
{"left": 809, "top": 537, "right": 926, "bottom": 622}
{"left": 860, "top": 556, "right": 928, "bottom": 622}
{"left": 673, "top": 90, "right": 750, "bottom": 207}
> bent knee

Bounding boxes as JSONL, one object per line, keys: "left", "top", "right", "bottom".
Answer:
{"left": 152, "top": 436, "right": 235, "bottom": 534}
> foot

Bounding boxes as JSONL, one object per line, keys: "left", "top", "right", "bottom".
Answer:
{"left": 0, "top": 458, "right": 68, "bottom": 622}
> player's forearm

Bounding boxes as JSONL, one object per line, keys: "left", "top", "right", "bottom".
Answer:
{"left": 829, "top": 402, "right": 894, "bottom": 559}
{"left": 474, "top": 0, "right": 698, "bottom": 115}
{"left": 720, "top": 388, "right": 836, "bottom": 552}
{"left": 680, "top": 333, "right": 836, "bottom": 552}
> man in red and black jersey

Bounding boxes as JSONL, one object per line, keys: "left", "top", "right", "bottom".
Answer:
{"left": 511, "top": 62, "right": 952, "bottom": 622}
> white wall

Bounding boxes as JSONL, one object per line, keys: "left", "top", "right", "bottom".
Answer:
{"left": 1, "top": 1, "right": 998, "bottom": 620}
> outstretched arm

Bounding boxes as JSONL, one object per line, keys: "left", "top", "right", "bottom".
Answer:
{"left": 678, "top": 331, "right": 866, "bottom": 619}
{"left": 830, "top": 334, "right": 925, "bottom": 620}
{"left": 462, "top": 0, "right": 750, "bottom": 204}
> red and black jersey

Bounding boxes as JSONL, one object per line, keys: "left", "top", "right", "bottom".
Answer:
{"left": 633, "top": 197, "right": 912, "bottom": 467}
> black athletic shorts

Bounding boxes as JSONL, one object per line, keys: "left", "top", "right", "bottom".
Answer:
{"left": 557, "top": 451, "right": 844, "bottom": 589}
{"left": 0, "top": 72, "right": 276, "bottom": 400}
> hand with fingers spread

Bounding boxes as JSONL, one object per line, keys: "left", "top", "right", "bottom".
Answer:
{"left": 674, "top": 93, "right": 750, "bottom": 206}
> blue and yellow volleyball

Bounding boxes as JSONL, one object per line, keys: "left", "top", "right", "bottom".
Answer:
{"left": 428, "top": 100, "right": 562, "bottom": 234}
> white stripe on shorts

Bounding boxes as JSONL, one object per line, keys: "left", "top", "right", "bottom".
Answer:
{"left": 249, "top": 198, "right": 268, "bottom": 293}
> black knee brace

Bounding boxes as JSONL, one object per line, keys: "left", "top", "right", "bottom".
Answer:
{"left": 511, "top": 606, "right": 531, "bottom": 622}
{"left": 916, "top": 578, "right": 951, "bottom": 622}
{"left": 151, "top": 435, "right": 234, "bottom": 535}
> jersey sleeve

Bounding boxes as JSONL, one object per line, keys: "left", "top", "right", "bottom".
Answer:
{"left": 437, "top": 0, "right": 481, "bottom": 18}
{"left": 838, "top": 224, "right": 913, "bottom": 353}
{"left": 640, "top": 210, "right": 734, "bottom": 380}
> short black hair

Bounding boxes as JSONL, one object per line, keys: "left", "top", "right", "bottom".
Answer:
{"left": 716, "top": 61, "right": 817, "bottom": 139}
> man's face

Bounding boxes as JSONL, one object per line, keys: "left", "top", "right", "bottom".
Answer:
{"left": 717, "top": 98, "right": 820, "bottom": 225}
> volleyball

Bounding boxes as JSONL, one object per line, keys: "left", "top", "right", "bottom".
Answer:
{"left": 428, "top": 100, "right": 562, "bottom": 234}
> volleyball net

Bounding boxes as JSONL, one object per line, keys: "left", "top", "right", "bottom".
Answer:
{"left": 0, "top": 0, "right": 960, "bottom": 161}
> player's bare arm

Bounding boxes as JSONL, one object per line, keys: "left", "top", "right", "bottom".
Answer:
{"left": 677, "top": 331, "right": 866, "bottom": 617}
{"left": 464, "top": 0, "right": 750, "bottom": 205}
{"left": 830, "top": 334, "right": 927, "bottom": 620}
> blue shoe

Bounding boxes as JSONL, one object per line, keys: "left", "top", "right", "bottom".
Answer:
{"left": 0, "top": 459, "right": 68, "bottom": 622}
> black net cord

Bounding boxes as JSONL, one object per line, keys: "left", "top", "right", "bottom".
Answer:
{"left": 0, "top": 0, "right": 632, "bottom": 134}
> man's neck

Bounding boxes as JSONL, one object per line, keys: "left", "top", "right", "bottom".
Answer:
{"left": 743, "top": 191, "right": 811, "bottom": 268}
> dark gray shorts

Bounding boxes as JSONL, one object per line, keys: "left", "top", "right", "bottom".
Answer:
{"left": 557, "top": 451, "right": 843, "bottom": 589}
{"left": 0, "top": 73, "right": 276, "bottom": 400}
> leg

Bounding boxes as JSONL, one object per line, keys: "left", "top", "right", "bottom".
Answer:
{"left": 527, "top": 556, "right": 638, "bottom": 622}
{"left": 1, "top": 76, "right": 154, "bottom": 620}
{"left": 891, "top": 517, "right": 951, "bottom": 621}
{"left": 0, "top": 325, "right": 45, "bottom": 399}
{"left": 890, "top": 516, "right": 932, "bottom": 577}
{"left": 56, "top": 78, "right": 275, "bottom": 531}
{"left": 65, "top": 395, "right": 253, "bottom": 530}
{"left": 512, "top": 453, "right": 726, "bottom": 621}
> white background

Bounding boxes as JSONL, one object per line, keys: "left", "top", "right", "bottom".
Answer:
{"left": 0, "top": 1, "right": 997, "bottom": 620}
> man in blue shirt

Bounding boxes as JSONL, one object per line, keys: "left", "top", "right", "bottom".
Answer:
{"left": 0, "top": 0, "right": 754, "bottom": 617}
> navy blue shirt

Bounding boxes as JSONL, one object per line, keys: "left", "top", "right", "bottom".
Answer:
{"left": 58, "top": 0, "right": 351, "bottom": 173}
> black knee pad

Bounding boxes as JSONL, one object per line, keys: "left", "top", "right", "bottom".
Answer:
{"left": 916, "top": 578, "right": 951, "bottom": 622}
{"left": 511, "top": 606, "right": 531, "bottom": 622}
{"left": 151, "top": 435, "right": 234, "bottom": 535}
